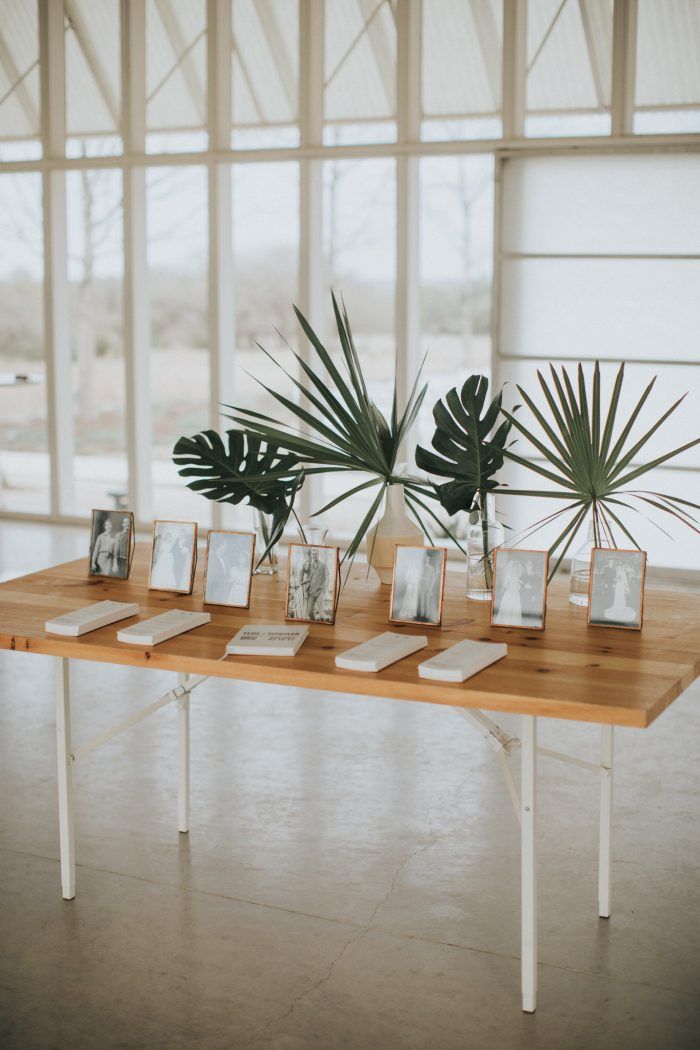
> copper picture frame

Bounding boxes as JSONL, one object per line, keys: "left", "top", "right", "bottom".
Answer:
{"left": 490, "top": 548, "right": 549, "bottom": 631}
{"left": 203, "top": 529, "right": 256, "bottom": 608}
{"left": 389, "top": 544, "right": 447, "bottom": 627}
{"left": 148, "top": 519, "right": 198, "bottom": 595}
{"left": 285, "top": 543, "right": 340, "bottom": 625}
{"left": 587, "top": 547, "right": 647, "bottom": 631}
{"left": 87, "top": 509, "right": 136, "bottom": 580}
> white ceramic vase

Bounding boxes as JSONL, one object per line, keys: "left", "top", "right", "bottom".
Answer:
{"left": 366, "top": 483, "right": 423, "bottom": 585}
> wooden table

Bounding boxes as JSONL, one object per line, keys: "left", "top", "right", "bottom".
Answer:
{"left": 1, "top": 551, "right": 699, "bottom": 1013}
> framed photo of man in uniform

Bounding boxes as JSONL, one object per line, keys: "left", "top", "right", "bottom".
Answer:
{"left": 88, "top": 509, "right": 135, "bottom": 579}
{"left": 285, "top": 543, "right": 339, "bottom": 625}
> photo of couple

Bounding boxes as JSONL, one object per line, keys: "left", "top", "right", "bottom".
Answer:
{"left": 149, "top": 520, "right": 197, "bottom": 594}
{"left": 491, "top": 549, "right": 548, "bottom": 630}
{"left": 88, "top": 510, "right": 134, "bottom": 580}
{"left": 589, "top": 549, "right": 646, "bottom": 630}
{"left": 286, "top": 544, "right": 339, "bottom": 625}
{"left": 390, "top": 545, "right": 446, "bottom": 627}
{"left": 204, "top": 531, "right": 255, "bottom": 608}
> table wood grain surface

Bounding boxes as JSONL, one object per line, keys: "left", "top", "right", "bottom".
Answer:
{"left": 0, "top": 551, "right": 698, "bottom": 728}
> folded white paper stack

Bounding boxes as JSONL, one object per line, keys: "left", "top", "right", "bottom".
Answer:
{"left": 45, "top": 600, "right": 139, "bottom": 637}
{"left": 418, "top": 638, "right": 507, "bottom": 682}
{"left": 227, "top": 624, "right": 309, "bottom": 657}
{"left": 335, "top": 632, "right": 428, "bottom": 673}
{"left": 117, "top": 609, "right": 211, "bottom": 646}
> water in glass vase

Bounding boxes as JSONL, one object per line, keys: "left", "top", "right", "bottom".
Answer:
{"left": 467, "top": 503, "right": 504, "bottom": 601}
{"left": 568, "top": 516, "right": 609, "bottom": 606}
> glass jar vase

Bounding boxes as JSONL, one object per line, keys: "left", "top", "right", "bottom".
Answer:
{"left": 467, "top": 499, "right": 504, "bottom": 601}
{"left": 569, "top": 514, "right": 610, "bottom": 606}
{"left": 252, "top": 507, "right": 279, "bottom": 576}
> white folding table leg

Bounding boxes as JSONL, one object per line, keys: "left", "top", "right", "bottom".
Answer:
{"left": 55, "top": 657, "right": 75, "bottom": 900}
{"left": 521, "top": 715, "right": 538, "bottom": 1013}
{"left": 598, "top": 725, "right": 614, "bottom": 918}
{"left": 177, "top": 672, "right": 190, "bottom": 834}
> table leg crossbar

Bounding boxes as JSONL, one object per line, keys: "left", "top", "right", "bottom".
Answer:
{"left": 51, "top": 656, "right": 615, "bottom": 1016}
{"left": 452, "top": 707, "right": 615, "bottom": 1013}
{"left": 54, "top": 659, "right": 207, "bottom": 902}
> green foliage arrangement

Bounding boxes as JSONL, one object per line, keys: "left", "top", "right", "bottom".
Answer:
{"left": 172, "top": 429, "right": 303, "bottom": 564}
{"left": 219, "top": 292, "right": 446, "bottom": 563}
{"left": 498, "top": 362, "right": 700, "bottom": 578}
{"left": 415, "top": 375, "right": 512, "bottom": 585}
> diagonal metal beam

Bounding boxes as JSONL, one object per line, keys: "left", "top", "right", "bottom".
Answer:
{"left": 232, "top": 25, "right": 266, "bottom": 124}
{"left": 358, "top": 0, "right": 395, "bottom": 114}
{"left": 154, "top": 0, "right": 207, "bottom": 126}
{"left": 0, "top": 26, "right": 39, "bottom": 132}
{"left": 469, "top": 0, "right": 502, "bottom": 112}
{"left": 64, "top": 0, "right": 119, "bottom": 128}
{"left": 578, "top": 0, "right": 608, "bottom": 110}
{"left": 253, "top": 0, "right": 297, "bottom": 120}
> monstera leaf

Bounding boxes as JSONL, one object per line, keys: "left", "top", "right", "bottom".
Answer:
{"left": 173, "top": 429, "right": 301, "bottom": 515}
{"left": 415, "top": 374, "right": 513, "bottom": 517}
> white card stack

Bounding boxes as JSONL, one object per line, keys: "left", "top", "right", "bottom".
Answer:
{"left": 226, "top": 624, "right": 309, "bottom": 657}
{"left": 418, "top": 639, "right": 507, "bottom": 682}
{"left": 117, "top": 609, "right": 211, "bottom": 646}
{"left": 45, "top": 600, "right": 139, "bottom": 637}
{"left": 335, "top": 632, "right": 428, "bottom": 673}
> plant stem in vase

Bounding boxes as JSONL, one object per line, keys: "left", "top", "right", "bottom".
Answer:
{"left": 467, "top": 494, "right": 503, "bottom": 601}
{"left": 252, "top": 507, "right": 279, "bottom": 575}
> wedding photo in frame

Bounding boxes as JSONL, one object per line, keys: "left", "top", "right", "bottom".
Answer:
{"left": 203, "top": 530, "right": 256, "bottom": 608}
{"left": 148, "top": 520, "right": 198, "bottom": 595}
{"left": 588, "top": 548, "right": 647, "bottom": 631}
{"left": 491, "top": 549, "right": 549, "bottom": 631}
{"left": 88, "top": 509, "right": 135, "bottom": 580}
{"left": 389, "top": 545, "right": 447, "bottom": 627}
{"left": 285, "top": 543, "right": 340, "bottom": 625}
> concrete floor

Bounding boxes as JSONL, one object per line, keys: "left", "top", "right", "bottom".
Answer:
{"left": 1, "top": 523, "right": 699, "bottom": 1049}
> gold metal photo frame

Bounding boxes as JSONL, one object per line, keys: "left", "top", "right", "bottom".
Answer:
{"left": 87, "top": 509, "right": 136, "bottom": 580}
{"left": 148, "top": 519, "right": 198, "bottom": 595}
{"left": 587, "top": 547, "right": 647, "bottom": 631}
{"left": 285, "top": 543, "right": 340, "bottom": 625}
{"left": 389, "top": 545, "right": 447, "bottom": 627}
{"left": 490, "top": 548, "right": 549, "bottom": 631}
{"left": 203, "top": 530, "right": 256, "bottom": 608}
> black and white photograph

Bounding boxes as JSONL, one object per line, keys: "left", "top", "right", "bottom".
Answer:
{"left": 286, "top": 544, "right": 339, "bottom": 625}
{"left": 491, "top": 549, "right": 549, "bottom": 630}
{"left": 88, "top": 509, "right": 134, "bottom": 580}
{"left": 389, "top": 545, "right": 447, "bottom": 627}
{"left": 588, "top": 548, "right": 647, "bottom": 630}
{"left": 148, "top": 520, "right": 198, "bottom": 594}
{"left": 203, "top": 530, "right": 255, "bottom": 608}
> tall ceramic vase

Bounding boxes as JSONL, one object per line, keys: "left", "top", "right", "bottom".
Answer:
{"left": 366, "top": 483, "right": 423, "bottom": 585}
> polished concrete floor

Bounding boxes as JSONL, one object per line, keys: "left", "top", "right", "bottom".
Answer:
{"left": 1, "top": 523, "right": 699, "bottom": 1049}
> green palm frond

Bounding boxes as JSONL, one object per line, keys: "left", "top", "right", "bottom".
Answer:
{"left": 221, "top": 291, "right": 433, "bottom": 561}
{"left": 500, "top": 361, "right": 700, "bottom": 579}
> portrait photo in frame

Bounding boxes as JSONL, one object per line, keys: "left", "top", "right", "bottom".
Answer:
{"left": 285, "top": 543, "right": 340, "bottom": 625}
{"left": 491, "top": 548, "right": 549, "bottom": 630}
{"left": 389, "top": 545, "right": 447, "bottom": 627}
{"left": 148, "top": 520, "right": 198, "bottom": 594}
{"left": 88, "top": 509, "right": 135, "bottom": 580}
{"left": 588, "top": 548, "right": 647, "bottom": 630}
{"left": 203, "top": 530, "right": 255, "bottom": 608}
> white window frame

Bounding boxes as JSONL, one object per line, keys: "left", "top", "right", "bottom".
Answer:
{"left": 0, "top": 0, "right": 698, "bottom": 530}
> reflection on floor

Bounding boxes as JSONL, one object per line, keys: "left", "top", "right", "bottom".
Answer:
{"left": 0, "top": 522, "right": 699, "bottom": 1048}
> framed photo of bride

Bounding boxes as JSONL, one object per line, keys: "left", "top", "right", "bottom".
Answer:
{"left": 389, "top": 545, "right": 447, "bottom": 627}
{"left": 148, "top": 520, "right": 198, "bottom": 594}
{"left": 588, "top": 548, "right": 646, "bottom": 631}
{"left": 491, "top": 548, "right": 549, "bottom": 631}
{"left": 203, "top": 530, "right": 255, "bottom": 608}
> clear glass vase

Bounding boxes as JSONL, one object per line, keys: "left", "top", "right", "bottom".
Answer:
{"left": 467, "top": 498, "right": 504, "bottom": 601}
{"left": 252, "top": 507, "right": 279, "bottom": 576}
{"left": 569, "top": 515, "right": 610, "bottom": 606}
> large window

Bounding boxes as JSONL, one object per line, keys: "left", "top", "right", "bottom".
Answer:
{"left": 497, "top": 153, "right": 700, "bottom": 570}
{"left": 0, "top": 1, "right": 697, "bottom": 572}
